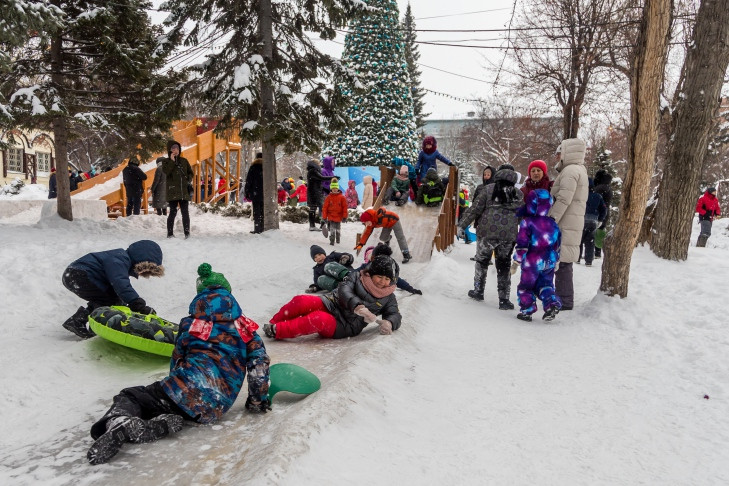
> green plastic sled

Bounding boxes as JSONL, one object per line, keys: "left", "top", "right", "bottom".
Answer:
{"left": 88, "top": 306, "right": 178, "bottom": 357}
{"left": 269, "top": 363, "right": 321, "bottom": 402}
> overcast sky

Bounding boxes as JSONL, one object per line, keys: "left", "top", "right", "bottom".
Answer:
{"left": 151, "top": 0, "right": 516, "bottom": 120}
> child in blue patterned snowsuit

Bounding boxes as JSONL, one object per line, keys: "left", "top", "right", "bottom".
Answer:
{"left": 87, "top": 263, "right": 270, "bottom": 465}
{"left": 513, "top": 189, "right": 562, "bottom": 322}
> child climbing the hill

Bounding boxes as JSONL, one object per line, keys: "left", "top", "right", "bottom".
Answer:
{"left": 357, "top": 244, "right": 422, "bottom": 295}
{"left": 61, "top": 240, "right": 164, "bottom": 339}
{"left": 307, "top": 245, "right": 355, "bottom": 292}
{"left": 86, "top": 264, "right": 270, "bottom": 465}
{"left": 513, "top": 189, "right": 562, "bottom": 322}
{"left": 384, "top": 165, "right": 411, "bottom": 206}
{"left": 321, "top": 178, "right": 349, "bottom": 245}
{"left": 264, "top": 254, "right": 402, "bottom": 340}
{"left": 355, "top": 207, "right": 412, "bottom": 264}
{"left": 417, "top": 168, "right": 446, "bottom": 206}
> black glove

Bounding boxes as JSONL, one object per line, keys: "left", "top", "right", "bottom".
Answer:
{"left": 245, "top": 396, "right": 272, "bottom": 413}
{"left": 411, "top": 288, "right": 423, "bottom": 295}
{"left": 129, "top": 298, "right": 156, "bottom": 315}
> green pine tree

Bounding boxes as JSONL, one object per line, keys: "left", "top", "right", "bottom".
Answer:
{"left": 0, "top": 0, "right": 62, "bottom": 133}
{"left": 3, "top": 0, "right": 183, "bottom": 220}
{"left": 327, "top": 0, "right": 419, "bottom": 166}
{"left": 401, "top": 2, "right": 428, "bottom": 133}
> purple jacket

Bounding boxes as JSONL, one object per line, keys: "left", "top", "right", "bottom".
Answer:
{"left": 321, "top": 156, "right": 335, "bottom": 193}
{"left": 514, "top": 189, "right": 561, "bottom": 269}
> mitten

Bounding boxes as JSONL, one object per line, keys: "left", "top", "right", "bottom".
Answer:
{"left": 339, "top": 254, "right": 354, "bottom": 266}
{"left": 355, "top": 244, "right": 363, "bottom": 251}
{"left": 354, "top": 305, "right": 377, "bottom": 323}
{"left": 457, "top": 227, "right": 466, "bottom": 240}
{"left": 129, "top": 298, "right": 147, "bottom": 313}
{"left": 305, "top": 284, "right": 318, "bottom": 293}
{"left": 510, "top": 261, "right": 520, "bottom": 275}
{"left": 377, "top": 319, "right": 393, "bottom": 335}
{"left": 245, "top": 396, "right": 272, "bottom": 413}
{"left": 411, "top": 288, "right": 423, "bottom": 295}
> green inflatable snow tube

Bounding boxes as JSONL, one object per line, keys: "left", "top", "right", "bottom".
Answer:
{"left": 88, "top": 306, "right": 179, "bottom": 357}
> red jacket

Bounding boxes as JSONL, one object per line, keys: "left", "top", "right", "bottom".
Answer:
{"left": 277, "top": 187, "right": 288, "bottom": 205}
{"left": 291, "top": 184, "right": 307, "bottom": 203}
{"left": 217, "top": 178, "right": 227, "bottom": 195}
{"left": 696, "top": 191, "right": 721, "bottom": 221}
{"left": 322, "top": 191, "right": 349, "bottom": 223}
{"left": 357, "top": 208, "right": 399, "bottom": 247}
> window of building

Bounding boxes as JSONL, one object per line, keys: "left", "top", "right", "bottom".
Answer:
{"left": 37, "top": 152, "right": 51, "bottom": 172}
{"left": 6, "top": 148, "right": 23, "bottom": 172}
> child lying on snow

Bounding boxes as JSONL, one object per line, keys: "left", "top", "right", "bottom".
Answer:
{"left": 264, "top": 253, "right": 402, "bottom": 340}
{"left": 306, "top": 244, "right": 355, "bottom": 292}
{"left": 86, "top": 263, "right": 270, "bottom": 465}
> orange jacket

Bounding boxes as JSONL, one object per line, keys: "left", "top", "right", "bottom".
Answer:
{"left": 357, "top": 208, "right": 399, "bottom": 247}
{"left": 322, "top": 191, "right": 349, "bottom": 223}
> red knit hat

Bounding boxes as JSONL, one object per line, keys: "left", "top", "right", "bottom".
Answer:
{"left": 528, "top": 160, "right": 548, "bottom": 175}
{"left": 360, "top": 210, "right": 375, "bottom": 223}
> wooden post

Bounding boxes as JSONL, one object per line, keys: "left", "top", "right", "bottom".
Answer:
{"left": 120, "top": 183, "right": 127, "bottom": 217}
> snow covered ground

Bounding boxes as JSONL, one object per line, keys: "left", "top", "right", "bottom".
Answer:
{"left": 0, "top": 196, "right": 728, "bottom": 485}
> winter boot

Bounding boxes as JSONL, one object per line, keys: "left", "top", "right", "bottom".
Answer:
{"left": 87, "top": 416, "right": 145, "bottom": 465}
{"left": 263, "top": 323, "right": 276, "bottom": 338}
{"left": 499, "top": 299, "right": 515, "bottom": 310}
{"left": 62, "top": 306, "right": 95, "bottom": 339}
{"left": 336, "top": 233, "right": 340, "bottom": 244}
{"left": 401, "top": 251, "right": 412, "bottom": 264}
{"left": 136, "top": 414, "right": 184, "bottom": 444}
{"left": 516, "top": 313, "right": 532, "bottom": 322}
{"left": 542, "top": 307, "right": 560, "bottom": 321}
{"left": 309, "top": 225, "right": 319, "bottom": 232}
{"left": 696, "top": 234, "right": 708, "bottom": 247}
{"left": 468, "top": 289, "right": 484, "bottom": 301}
{"left": 329, "top": 236, "right": 335, "bottom": 246}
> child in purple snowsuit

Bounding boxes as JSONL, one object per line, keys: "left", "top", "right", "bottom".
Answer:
{"left": 513, "top": 189, "right": 562, "bottom": 322}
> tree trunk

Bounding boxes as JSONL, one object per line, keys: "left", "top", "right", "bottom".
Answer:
{"left": 258, "top": 0, "right": 279, "bottom": 231}
{"left": 600, "top": 0, "right": 672, "bottom": 298}
{"left": 650, "top": 0, "right": 729, "bottom": 260}
{"left": 50, "top": 32, "right": 72, "bottom": 221}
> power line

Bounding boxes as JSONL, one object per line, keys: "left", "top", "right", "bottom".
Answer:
{"left": 415, "top": 8, "right": 512, "bottom": 21}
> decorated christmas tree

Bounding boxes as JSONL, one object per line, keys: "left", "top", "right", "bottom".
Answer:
{"left": 327, "top": 0, "right": 419, "bottom": 166}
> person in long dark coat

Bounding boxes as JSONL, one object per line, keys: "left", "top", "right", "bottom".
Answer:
{"left": 306, "top": 159, "right": 333, "bottom": 231}
{"left": 162, "top": 140, "right": 194, "bottom": 238}
{"left": 150, "top": 157, "right": 168, "bottom": 216}
{"left": 123, "top": 158, "right": 148, "bottom": 216}
{"left": 48, "top": 168, "right": 57, "bottom": 199}
{"left": 243, "top": 153, "right": 264, "bottom": 233}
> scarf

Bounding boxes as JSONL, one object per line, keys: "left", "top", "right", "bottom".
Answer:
{"left": 360, "top": 273, "right": 396, "bottom": 299}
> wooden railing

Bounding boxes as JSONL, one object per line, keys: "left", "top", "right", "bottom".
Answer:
{"left": 72, "top": 122, "right": 245, "bottom": 217}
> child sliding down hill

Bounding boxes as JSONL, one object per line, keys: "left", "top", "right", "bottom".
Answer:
{"left": 86, "top": 264, "right": 270, "bottom": 465}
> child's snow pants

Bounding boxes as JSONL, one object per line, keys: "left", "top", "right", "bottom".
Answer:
{"left": 270, "top": 295, "right": 337, "bottom": 339}
{"left": 517, "top": 263, "right": 562, "bottom": 315}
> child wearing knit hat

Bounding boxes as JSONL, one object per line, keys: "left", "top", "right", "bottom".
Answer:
{"left": 321, "top": 178, "right": 348, "bottom": 245}
{"left": 85, "top": 263, "right": 270, "bottom": 465}
{"left": 265, "top": 253, "right": 402, "bottom": 340}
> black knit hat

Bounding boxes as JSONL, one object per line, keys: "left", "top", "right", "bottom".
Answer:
{"left": 310, "top": 245, "right": 326, "bottom": 260}
{"left": 368, "top": 255, "right": 396, "bottom": 281}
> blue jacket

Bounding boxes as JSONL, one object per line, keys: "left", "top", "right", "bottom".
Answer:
{"left": 392, "top": 157, "right": 417, "bottom": 181}
{"left": 68, "top": 240, "right": 162, "bottom": 304}
{"left": 161, "top": 287, "right": 270, "bottom": 423}
{"left": 415, "top": 150, "right": 452, "bottom": 177}
{"left": 585, "top": 191, "right": 607, "bottom": 222}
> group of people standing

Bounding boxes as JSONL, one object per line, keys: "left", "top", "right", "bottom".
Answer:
{"left": 458, "top": 138, "right": 605, "bottom": 322}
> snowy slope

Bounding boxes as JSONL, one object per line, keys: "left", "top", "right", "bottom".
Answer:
{"left": 0, "top": 201, "right": 727, "bottom": 485}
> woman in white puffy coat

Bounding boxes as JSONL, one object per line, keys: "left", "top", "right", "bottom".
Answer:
{"left": 549, "top": 138, "right": 589, "bottom": 310}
